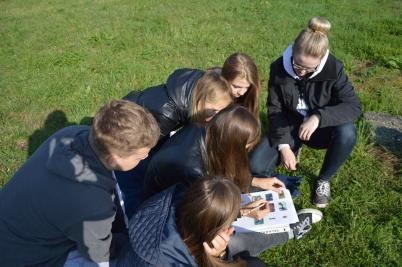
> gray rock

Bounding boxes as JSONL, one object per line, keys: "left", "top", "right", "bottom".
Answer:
{"left": 364, "top": 112, "right": 402, "bottom": 156}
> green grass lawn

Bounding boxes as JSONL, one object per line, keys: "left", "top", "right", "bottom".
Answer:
{"left": 1, "top": 0, "right": 401, "bottom": 266}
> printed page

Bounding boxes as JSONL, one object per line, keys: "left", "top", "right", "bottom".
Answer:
{"left": 232, "top": 189, "right": 298, "bottom": 233}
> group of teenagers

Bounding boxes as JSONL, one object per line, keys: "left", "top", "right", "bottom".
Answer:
{"left": 0, "top": 17, "right": 361, "bottom": 267}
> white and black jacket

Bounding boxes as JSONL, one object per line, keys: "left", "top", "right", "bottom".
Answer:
{"left": 267, "top": 45, "right": 361, "bottom": 148}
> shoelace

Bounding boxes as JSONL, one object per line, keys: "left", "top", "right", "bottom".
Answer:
{"left": 295, "top": 216, "right": 312, "bottom": 239}
{"left": 316, "top": 181, "right": 330, "bottom": 197}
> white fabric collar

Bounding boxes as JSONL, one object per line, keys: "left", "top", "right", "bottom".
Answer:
{"left": 282, "top": 44, "right": 329, "bottom": 80}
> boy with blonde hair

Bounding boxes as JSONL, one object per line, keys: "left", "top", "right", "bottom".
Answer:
{"left": 0, "top": 100, "right": 159, "bottom": 267}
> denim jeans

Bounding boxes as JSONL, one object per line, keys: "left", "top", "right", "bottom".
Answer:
{"left": 249, "top": 136, "right": 304, "bottom": 197}
{"left": 63, "top": 250, "right": 116, "bottom": 267}
{"left": 249, "top": 135, "right": 279, "bottom": 177}
{"left": 228, "top": 231, "right": 290, "bottom": 257}
{"left": 292, "top": 122, "right": 357, "bottom": 181}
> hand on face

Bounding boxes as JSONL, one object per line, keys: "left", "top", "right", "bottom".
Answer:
{"left": 280, "top": 147, "right": 297, "bottom": 171}
{"left": 203, "top": 227, "right": 235, "bottom": 257}
{"left": 298, "top": 114, "right": 320, "bottom": 141}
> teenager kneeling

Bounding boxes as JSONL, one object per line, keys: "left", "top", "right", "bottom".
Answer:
{"left": 144, "top": 105, "right": 323, "bottom": 257}
{"left": 267, "top": 17, "right": 361, "bottom": 208}
{"left": 116, "top": 179, "right": 267, "bottom": 267}
{"left": 0, "top": 100, "right": 160, "bottom": 267}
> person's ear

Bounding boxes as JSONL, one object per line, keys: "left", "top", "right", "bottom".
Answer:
{"left": 106, "top": 154, "right": 119, "bottom": 169}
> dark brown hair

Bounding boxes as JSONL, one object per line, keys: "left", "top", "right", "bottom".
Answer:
{"left": 177, "top": 178, "right": 245, "bottom": 267}
{"left": 90, "top": 100, "right": 160, "bottom": 158}
{"left": 221, "top": 53, "right": 261, "bottom": 120}
{"left": 205, "top": 105, "right": 260, "bottom": 192}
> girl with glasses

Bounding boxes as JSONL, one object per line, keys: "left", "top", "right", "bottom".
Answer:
{"left": 267, "top": 17, "right": 361, "bottom": 208}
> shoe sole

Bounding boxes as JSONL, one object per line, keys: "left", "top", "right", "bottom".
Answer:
{"left": 297, "top": 208, "right": 323, "bottom": 224}
{"left": 315, "top": 202, "right": 328, "bottom": 208}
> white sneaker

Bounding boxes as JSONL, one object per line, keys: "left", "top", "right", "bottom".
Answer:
{"left": 297, "top": 208, "right": 323, "bottom": 223}
{"left": 291, "top": 208, "right": 323, "bottom": 240}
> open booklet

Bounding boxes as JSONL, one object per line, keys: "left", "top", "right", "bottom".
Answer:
{"left": 232, "top": 189, "right": 299, "bottom": 234}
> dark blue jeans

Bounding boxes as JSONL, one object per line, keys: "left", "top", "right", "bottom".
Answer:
{"left": 292, "top": 122, "right": 357, "bottom": 181}
{"left": 249, "top": 136, "right": 278, "bottom": 177}
{"left": 249, "top": 136, "right": 303, "bottom": 198}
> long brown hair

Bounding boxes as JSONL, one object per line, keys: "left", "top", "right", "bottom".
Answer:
{"left": 221, "top": 53, "right": 261, "bottom": 120}
{"left": 293, "top": 17, "right": 331, "bottom": 59}
{"left": 191, "top": 70, "right": 233, "bottom": 122}
{"left": 177, "top": 178, "right": 245, "bottom": 267}
{"left": 205, "top": 105, "right": 261, "bottom": 192}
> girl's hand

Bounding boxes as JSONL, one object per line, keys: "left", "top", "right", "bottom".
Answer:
{"left": 280, "top": 147, "right": 297, "bottom": 170}
{"left": 203, "top": 227, "right": 234, "bottom": 257}
{"left": 299, "top": 114, "right": 320, "bottom": 141}
{"left": 241, "top": 199, "right": 270, "bottom": 220}
{"left": 252, "top": 177, "right": 286, "bottom": 193}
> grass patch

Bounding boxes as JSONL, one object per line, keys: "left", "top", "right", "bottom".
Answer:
{"left": 1, "top": 0, "right": 401, "bottom": 265}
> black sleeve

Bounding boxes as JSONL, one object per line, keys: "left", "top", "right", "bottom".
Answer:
{"left": 267, "top": 63, "right": 293, "bottom": 147}
{"left": 123, "top": 85, "right": 182, "bottom": 137}
{"left": 312, "top": 64, "right": 361, "bottom": 128}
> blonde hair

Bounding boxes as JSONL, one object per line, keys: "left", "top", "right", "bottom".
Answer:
{"left": 191, "top": 71, "right": 233, "bottom": 122}
{"left": 90, "top": 100, "right": 160, "bottom": 158}
{"left": 221, "top": 53, "right": 261, "bottom": 120}
{"left": 293, "top": 17, "right": 331, "bottom": 59}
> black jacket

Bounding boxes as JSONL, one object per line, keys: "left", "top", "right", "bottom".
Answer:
{"left": 143, "top": 122, "right": 284, "bottom": 197}
{"left": 0, "top": 126, "right": 126, "bottom": 267}
{"left": 267, "top": 53, "right": 361, "bottom": 147}
{"left": 116, "top": 185, "right": 198, "bottom": 267}
{"left": 124, "top": 68, "right": 204, "bottom": 138}
{"left": 144, "top": 124, "right": 206, "bottom": 197}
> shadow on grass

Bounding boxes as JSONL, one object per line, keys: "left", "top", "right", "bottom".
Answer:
{"left": 28, "top": 110, "right": 93, "bottom": 157}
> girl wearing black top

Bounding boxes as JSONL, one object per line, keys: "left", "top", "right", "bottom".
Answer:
{"left": 267, "top": 17, "right": 361, "bottom": 208}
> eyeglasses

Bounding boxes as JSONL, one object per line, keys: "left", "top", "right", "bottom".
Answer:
{"left": 291, "top": 57, "right": 319, "bottom": 73}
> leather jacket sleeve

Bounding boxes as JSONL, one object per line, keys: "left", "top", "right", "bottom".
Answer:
{"left": 123, "top": 85, "right": 182, "bottom": 137}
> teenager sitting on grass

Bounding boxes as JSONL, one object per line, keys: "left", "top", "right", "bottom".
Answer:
{"left": 144, "top": 104, "right": 284, "bottom": 197}
{"left": 116, "top": 179, "right": 269, "bottom": 267}
{"left": 123, "top": 53, "right": 260, "bottom": 139}
{"left": 267, "top": 17, "right": 361, "bottom": 208}
{"left": 117, "top": 54, "right": 279, "bottom": 216}
{"left": 116, "top": 71, "right": 233, "bottom": 217}
{"left": 0, "top": 100, "right": 160, "bottom": 267}
{"left": 143, "top": 105, "right": 323, "bottom": 257}
{"left": 124, "top": 53, "right": 277, "bottom": 175}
